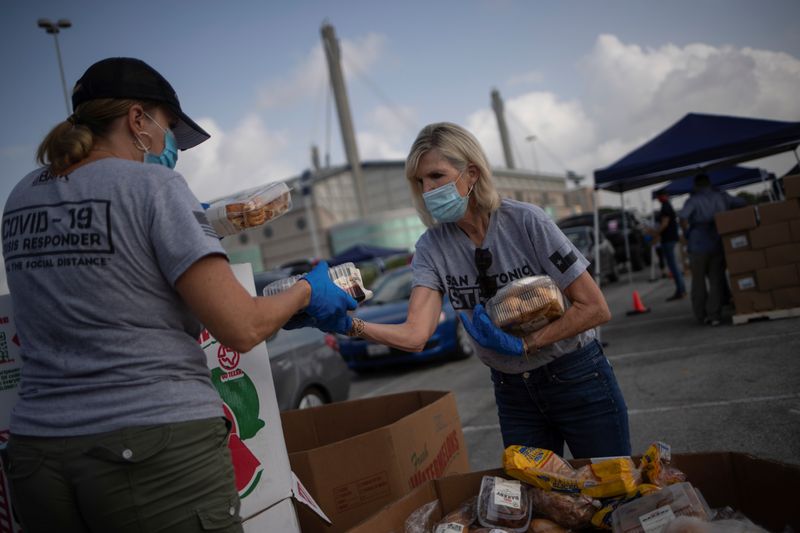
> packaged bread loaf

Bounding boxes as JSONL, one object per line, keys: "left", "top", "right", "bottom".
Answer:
{"left": 610, "top": 482, "right": 712, "bottom": 533}
{"left": 434, "top": 496, "right": 478, "bottom": 532}
{"left": 485, "top": 276, "right": 564, "bottom": 336}
{"left": 477, "top": 476, "right": 532, "bottom": 532}
{"left": 205, "top": 182, "right": 292, "bottom": 237}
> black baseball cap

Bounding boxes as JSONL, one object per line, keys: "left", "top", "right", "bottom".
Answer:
{"left": 71, "top": 57, "right": 210, "bottom": 150}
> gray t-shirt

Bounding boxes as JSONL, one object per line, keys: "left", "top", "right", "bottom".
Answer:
{"left": 2, "top": 159, "right": 227, "bottom": 436}
{"left": 412, "top": 199, "right": 595, "bottom": 374}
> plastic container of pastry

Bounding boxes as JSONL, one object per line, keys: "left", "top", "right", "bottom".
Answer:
{"left": 205, "top": 182, "right": 292, "bottom": 237}
{"left": 262, "top": 262, "right": 373, "bottom": 304}
{"left": 611, "top": 482, "right": 711, "bottom": 533}
{"left": 476, "top": 475, "right": 532, "bottom": 532}
{"left": 485, "top": 276, "right": 565, "bottom": 337}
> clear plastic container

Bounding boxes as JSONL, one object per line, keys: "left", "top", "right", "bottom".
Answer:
{"left": 477, "top": 476, "right": 532, "bottom": 532}
{"left": 262, "top": 262, "right": 373, "bottom": 304}
{"left": 206, "top": 182, "right": 292, "bottom": 237}
{"left": 485, "top": 276, "right": 564, "bottom": 337}
{"left": 611, "top": 482, "right": 712, "bottom": 533}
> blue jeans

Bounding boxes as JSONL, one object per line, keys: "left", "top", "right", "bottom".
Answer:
{"left": 490, "top": 340, "right": 631, "bottom": 458}
{"left": 661, "top": 241, "right": 686, "bottom": 295}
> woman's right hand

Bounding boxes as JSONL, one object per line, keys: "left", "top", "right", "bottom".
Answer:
{"left": 459, "top": 304, "right": 524, "bottom": 357}
{"left": 302, "top": 261, "right": 358, "bottom": 321}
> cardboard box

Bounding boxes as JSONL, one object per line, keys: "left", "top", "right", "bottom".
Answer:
{"left": 749, "top": 222, "right": 792, "bottom": 249}
{"left": 785, "top": 174, "right": 800, "bottom": 199}
{"left": 282, "top": 390, "right": 469, "bottom": 533}
{"left": 772, "top": 287, "right": 800, "bottom": 309}
{"left": 350, "top": 453, "right": 800, "bottom": 533}
{"left": 758, "top": 199, "right": 800, "bottom": 226}
{"left": 722, "top": 232, "right": 750, "bottom": 255}
{"left": 725, "top": 250, "right": 765, "bottom": 275}
{"left": 765, "top": 243, "right": 800, "bottom": 267}
{"left": 733, "top": 291, "right": 774, "bottom": 315}
{"left": 0, "top": 296, "right": 23, "bottom": 533}
{"left": 714, "top": 205, "right": 757, "bottom": 235}
{"left": 730, "top": 272, "right": 758, "bottom": 294}
{"left": 791, "top": 219, "right": 800, "bottom": 243}
{"left": 756, "top": 264, "right": 800, "bottom": 291}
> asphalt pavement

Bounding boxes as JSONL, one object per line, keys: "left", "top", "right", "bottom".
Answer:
{"left": 348, "top": 268, "right": 800, "bottom": 471}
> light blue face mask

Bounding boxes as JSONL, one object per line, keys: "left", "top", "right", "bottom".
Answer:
{"left": 422, "top": 171, "right": 473, "bottom": 223}
{"left": 141, "top": 112, "right": 179, "bottom": 169}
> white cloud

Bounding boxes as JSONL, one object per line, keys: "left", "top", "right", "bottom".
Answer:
{"left": 506, "top": 70, "right": 544, "bottom": 87}
{"left": 179, "top": 115, "right": 296, "bottom": 202}
{"left": 357, "top": 105, "right": 418, "bottom": 161}
{"left": 257, "top": 33, "right": 386, "bottom": 109}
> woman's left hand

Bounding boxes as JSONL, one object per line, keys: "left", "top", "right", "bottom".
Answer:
{"left": 459, "top": 304, "right": 523, "bottom": 357}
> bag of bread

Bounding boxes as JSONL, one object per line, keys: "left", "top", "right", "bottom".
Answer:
{"left": 610, "top": 482, "right": 711, "bottom": 533}
{"left": 529, "top": 487, "right": 599, "bottom": 529}
{"left": 477, "top": 475, "right": 532, "bottom": 532}
{"left": 503, "top": 446, "right": 641, "bottom": 499}
{"left": 205, "top": 182, "right": 292, "bottom": 237}
{"left": 434, "top": 496, "right": 478, "bottom": 533}
{"left": 638, "top": 442, "right": 686, "bottom": 487}
{"left": 405, "top": 500, "right": 442, "bottom": 533}
{"left": 485, "top": 276, "right": 564, "bottom": 336}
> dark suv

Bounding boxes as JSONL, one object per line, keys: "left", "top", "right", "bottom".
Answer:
{"left": 557, "top": 209, "right": 651, "bottom": 271}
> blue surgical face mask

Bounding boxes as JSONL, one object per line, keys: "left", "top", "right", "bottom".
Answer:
{"left": 142, "top": 112, "right": 178, "bottom": 169}
{"left": 422, "top": 171, "right": 473, "bottom": 223}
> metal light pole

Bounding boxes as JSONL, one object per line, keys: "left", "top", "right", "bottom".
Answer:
{"left": 37, "top": 18, "right": 72, "bottom": 115}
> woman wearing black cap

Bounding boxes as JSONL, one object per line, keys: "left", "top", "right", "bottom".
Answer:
{"left": 1, "top": 58, "right": 354, "bottom": 532}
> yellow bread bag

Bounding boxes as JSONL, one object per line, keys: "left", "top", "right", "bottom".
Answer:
{"left": 502, "top": 446, "right": 641, "bottom": 499}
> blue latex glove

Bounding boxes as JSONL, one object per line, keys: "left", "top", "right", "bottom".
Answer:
{"left": 459, "top": 304, "right": 523, "bottom": 357}
{"left": 302, "top": 261, "right": 358, "bottom": 322}
{"left": 314, "top": 312, "right": 353, "bottom": 335}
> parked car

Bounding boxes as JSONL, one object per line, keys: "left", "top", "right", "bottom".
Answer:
{"left": 336, "top": 266, "right": 474, "bottom": 371}
{"left": 266, "top": 327, "right": 351, "bottom": 410}
{"left": 253, "top": 271, "right": 351, "bottom": 410}
{"left": 557, "top": 209, "right": 650, "bottom": 271}
{"left": 561, "top": 226, "right": 619, "bottom": 283}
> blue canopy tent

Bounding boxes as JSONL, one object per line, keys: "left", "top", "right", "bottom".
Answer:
{"left": 327, "top": 244, "right": 408, "bottom": 266}
{"left": 651, "top": 166, "right": 771, "bottom": 198}
{"left": 591, "top": 113, "right": 800, "bottom": 284}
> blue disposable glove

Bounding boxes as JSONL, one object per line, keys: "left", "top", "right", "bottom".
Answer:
{"left": 302, "top": 261, "right": 358, "bottom": 322}
{"left": 314, "top": 312, "right": 353, "bottom": 335}
{"left": 459, "top": 304, "right": 524, "bottom": 357}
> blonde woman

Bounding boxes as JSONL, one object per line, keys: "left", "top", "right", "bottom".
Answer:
{"left": 1, "top": 57, "right": 355, "bottom": 533}
{"left": 327, "top": 122, "right": 630, "bottom": 458}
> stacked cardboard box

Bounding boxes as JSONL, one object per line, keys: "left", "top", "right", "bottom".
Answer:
{"left": 716, "top": 175, "right": 800, "bottom": 316}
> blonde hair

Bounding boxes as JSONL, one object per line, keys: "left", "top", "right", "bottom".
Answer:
{"left": 405, "top": 122, "right": 501, "bottom": 227}
{"left": 36, "top": 99, "right": 156, "bottom": 175}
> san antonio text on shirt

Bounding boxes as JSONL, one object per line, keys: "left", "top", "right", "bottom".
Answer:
{"left": 445, "top": 264, "right": 534, "bottom": 310}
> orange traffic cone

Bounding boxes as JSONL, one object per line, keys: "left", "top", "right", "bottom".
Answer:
{"left": 626, "top": 290, "right": 651, "bottom": 316}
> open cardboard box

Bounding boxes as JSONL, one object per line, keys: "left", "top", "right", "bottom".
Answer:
{"left": 349, "top": 452, "right": 800, "bottom": 532}
{"left": 281, "top": 390, "right": 470, "bottom": 533}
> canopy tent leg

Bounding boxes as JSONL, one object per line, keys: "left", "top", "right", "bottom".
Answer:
{"left": 649, "top": 203, "right": 658, "bottom": 282}
{"left": 761, "top": 169, "right": 775, "bottom": 202}
{"left": 621, "top": 192, "right": 633, "bottom": 284}
{"left": 593, "top": 190, "right": 602, "bottom": 286}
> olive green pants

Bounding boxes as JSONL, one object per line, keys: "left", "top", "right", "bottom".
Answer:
{"left": 4, "top": 417, "right": 243, "bottom": 533}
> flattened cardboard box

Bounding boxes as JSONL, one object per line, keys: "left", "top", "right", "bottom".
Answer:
{"left": 755, "top": 264, "right": 799, "bottom": 291}
{"left": 733, "top": 291, "right": 774, "bottom": 315}
{"left": 764, "top": 243, "right": 800, "bottom": 267}
{"left": 714, "top": 206, "right": 757, "bottom": 235}
{"left": 281, "top": 390, "right": 469, "bottom": 533}
{"left": 785, "top": 174, "right": 800, "bottom": 200}
{"left": 748, "top": 222, "right": 791, "bottom": 250}
{"left": 757, "top": 198, "right": 800, "bottom": 226}
{"left": 348, "top": 453, "right": 800, "bottom": 533}
{"left": 725, "top": 250, "right": 765, "bottom": 275}
{"left": 722, "top": 232, "right": 750, "bottom": 255}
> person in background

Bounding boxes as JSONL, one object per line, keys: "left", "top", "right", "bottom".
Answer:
{"left": 679, "top": 174, "right": 746, "bottom": 326}
{"left": 318, "top": 122, "right": 630, "bottom": 458}
{"left": 653, "top": 193, "right": 687, "bottom": 301}
{"left": 1, "top": 57, "right": 355, "bottom": 533}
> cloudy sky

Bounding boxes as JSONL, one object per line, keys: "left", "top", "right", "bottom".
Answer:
{"left": 2, "top": 1, "right": 800, "bottom": 215}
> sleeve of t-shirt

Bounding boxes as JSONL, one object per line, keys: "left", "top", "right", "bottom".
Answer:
{"left": 149, "top": 175, "right": 228, "bottom": 287}
{"left": 524, "top": 206, "right": 589, "bottom": 291}
{"left": 410, "top": 232, "right": 443, "bottom": 293}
